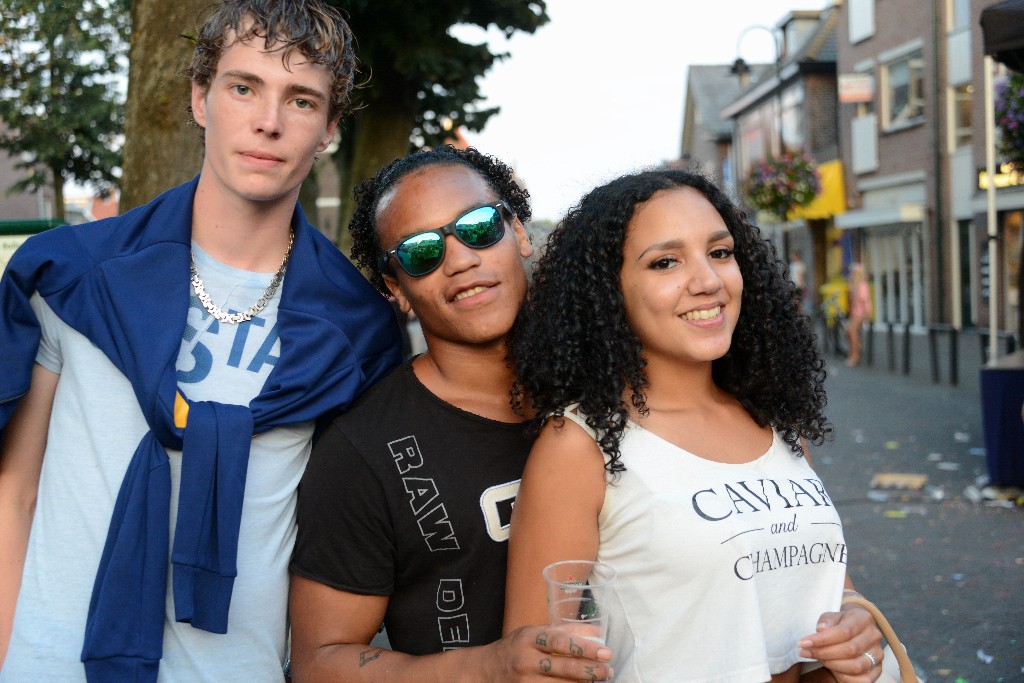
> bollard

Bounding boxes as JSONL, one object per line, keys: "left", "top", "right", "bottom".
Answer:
{"left": 905, "top": 325, "right": 913, "bottom": 376}
{"left": 865, "top": 321, "right": 874, "bottom": 366}
{"left": 819, "top": 314, "right": 833, "bottom": 356}
{"left": 928, "top": 324, "right": 959, "bottom": 385}
{"left": 886, "top": 322, "right": 895, "bottom": 372}
{"left": 902, "top": 324, "right": 911, "bottom": 375}
{"left": 950, "top": 329, "right": 958, "bottom": 385}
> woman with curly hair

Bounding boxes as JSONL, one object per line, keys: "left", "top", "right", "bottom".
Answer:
{"left": 504, "top": 169, "right": 883, "bottom": 683}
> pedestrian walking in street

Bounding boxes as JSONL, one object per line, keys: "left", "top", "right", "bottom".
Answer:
{"left": 505, "top": 168, "right": 884, "bottom": 682}
{"left": 0, "top": 1, "right": 402, "bottom": 680}
{"left": 288, "top": 145, "right": 613, "bottom": 682}
{"left": 846, "top": 263, "right": 872, "bottom": 367}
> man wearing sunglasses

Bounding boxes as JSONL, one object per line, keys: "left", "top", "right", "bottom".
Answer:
{"left": 288, "top": 145, "right": 613, "bottom": 682}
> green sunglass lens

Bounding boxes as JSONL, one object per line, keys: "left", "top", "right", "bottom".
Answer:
{"left": 396, "top": 232, "right": 444, "bottom": 276}
{"left": 392, "top": 205, "right": 505, "bottom": 276}
{"left": 455, "top": 207, "right": 503, "bottom": 246}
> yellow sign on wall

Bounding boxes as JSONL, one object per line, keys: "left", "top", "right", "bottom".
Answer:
{"left": 790, "top": 159, "right": 846, "bottom": 220}
{"left": 978, "top": 163, "right": 1024, "bottom": 189}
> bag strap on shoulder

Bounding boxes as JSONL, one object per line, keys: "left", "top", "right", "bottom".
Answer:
{"left": 841, "top": 594, "right": 919, "bottom": 683}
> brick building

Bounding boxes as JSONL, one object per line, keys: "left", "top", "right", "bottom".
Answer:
{"left": 718, "top": 7, "right": 843, "bottom": 310}
{"left": 677, "top": 0, "right": 1020, "bottom": 357}
{"left": 679, "top": 63, "right": 770, "bottom": 186}
{"left": 835, "top": 0, "right": 947, "bottom": 333}
{"left": 834, "top": 0, "right": 1015, "bottom": 344}
{"left": 0, "top": 121, "right": 56, "bottom": 222}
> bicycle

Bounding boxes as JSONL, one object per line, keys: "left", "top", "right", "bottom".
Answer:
{"left": 819, "top": 291, "right": 848, "bottom": 358}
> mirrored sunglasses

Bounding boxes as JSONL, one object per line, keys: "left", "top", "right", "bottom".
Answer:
{"left": 382, "top": 202, "right": 511, "bottom": 277}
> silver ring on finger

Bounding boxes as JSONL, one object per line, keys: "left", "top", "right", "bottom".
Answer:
{"left": 862, "top": 651, "right": 878, "bottom": 668}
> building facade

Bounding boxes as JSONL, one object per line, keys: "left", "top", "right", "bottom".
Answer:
{"left": 718, "top": 8, "right": 842, "bottom": 310}
{"left": 0, "top": 122, "right": 56, "bottom": 222}
{"left": 836, "top": 0, "right": 1017, "bottom": 343}
{"left": 835, "top": 0, "right": 947, "bottom": 333}
{"left": 971, "top": 0, "right": 1024, "bottom": 345}
{"left": 680, "top": 63, "right": 770, "bottom": 187}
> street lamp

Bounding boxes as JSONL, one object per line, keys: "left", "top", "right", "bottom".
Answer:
{"left": 731, "top": 24, "right": 785, "bottom": 155}
{"left": 732, "top": 23, "right": 791, "bottom": 258}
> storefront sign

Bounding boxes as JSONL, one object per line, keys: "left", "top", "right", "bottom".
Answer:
{"left": 978, "top": 162, "right": 1024, "bottom": 189}
{"left": 839, "top": 73, "right": 875, "bottom": 104}
{"left": 1, "top": 235, "right": 31, "bottom": 272}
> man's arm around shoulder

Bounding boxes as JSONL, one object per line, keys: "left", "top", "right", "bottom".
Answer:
{"left": 0, "top": 364, "right": 59, "bottom": 665}
{"left": 288, "top": 575, "right": 613, "bottom": 683}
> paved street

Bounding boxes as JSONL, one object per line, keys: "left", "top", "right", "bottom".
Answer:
{"left": 812, "top": 330, "right": 1023, "bottom": 683}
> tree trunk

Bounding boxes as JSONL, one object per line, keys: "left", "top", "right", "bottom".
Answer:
{"left": 319, "top": 123, "right": 357, "bottom": 245}
{"left": 50, "top": 164, "right": 65, "bottom": 223}
{"left": 120, "top": 0, "right": 205, "bottom": 212}
{"left": 335, "top": 98, "right": 416, "bottom": 256}
{"left": 298, "top": 170, "right": 321, "bottom": 231}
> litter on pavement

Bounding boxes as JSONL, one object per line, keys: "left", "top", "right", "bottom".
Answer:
{"left": 870, "top": 473, "right": 928, "bottom": 489}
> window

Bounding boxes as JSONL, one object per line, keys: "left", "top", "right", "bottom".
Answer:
{"left": 780, "top": 84, "right": 805, "bottom": 151}
{"left": 851, "top": 113, "right": 878, "bottom": 174}
{"left": 950, "top": 0, "right": 970, "bottom": 31}
{"left": 849, "top": 0, "right": 875, "bottom": 43}
{"left": 882, "top": 51, "right": 925, "bottom": 128}
{"left": 951, "top": 83, "right": 972, "bottom": 148}
{"left": 736, "top": 109, "right": 769, "bottom": 175}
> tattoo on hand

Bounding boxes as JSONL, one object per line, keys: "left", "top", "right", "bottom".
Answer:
{"left": 584, "top": 666, "right": 598, "bottom": 682}
{"left": 539, "top": 658, "right": 553, "bottom": 673}
{"left": 536, "top": 632, "right": 548, "bottom": 647}
{"left": 358, "top": 649, "right": 382, "bottom": 668}
{"left": 569, "top": 638, "right": 583, "bottom": 656}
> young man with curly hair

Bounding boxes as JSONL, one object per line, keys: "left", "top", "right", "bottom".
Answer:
{"left": 0, "top": 1, "right": 401, "bottom": 680}
{"left": 288, "top": 145, "right": 613, "bottom": 682}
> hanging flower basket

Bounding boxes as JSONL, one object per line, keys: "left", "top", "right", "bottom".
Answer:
{"left": 995, "top": 72, "right": 1024, "bottom": 170}
{"left": 744, "top": 150, "right": 821, "bottom": 221}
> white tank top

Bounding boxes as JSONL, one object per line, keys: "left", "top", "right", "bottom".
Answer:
{"left": 561, "top": 408, "right": 847, "bottom": 683}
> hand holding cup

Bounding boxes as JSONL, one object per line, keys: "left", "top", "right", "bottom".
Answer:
{"left": 542, "top": 560, "right": 616, "bottom": 645}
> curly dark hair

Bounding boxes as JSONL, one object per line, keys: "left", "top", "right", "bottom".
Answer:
{"left": 349, "top": 145, "right": 532, "bottom": 296}
{"left": 186, "top": 0, "right": 357, "bottom": 121}
{"left": 510, "top": 168, "right": 832, "bottom": 473}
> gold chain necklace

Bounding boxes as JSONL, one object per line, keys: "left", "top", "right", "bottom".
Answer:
{"left": 190, "top": 230, "right": 294, "bottom": 324}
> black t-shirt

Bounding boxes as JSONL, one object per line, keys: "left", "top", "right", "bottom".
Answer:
{"left": 291, "top": 360, "right": 532, "bottom": 655}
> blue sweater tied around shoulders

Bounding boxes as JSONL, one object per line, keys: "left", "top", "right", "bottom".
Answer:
{"left": 0, "top": 176, "right": 402, "bottom": 682}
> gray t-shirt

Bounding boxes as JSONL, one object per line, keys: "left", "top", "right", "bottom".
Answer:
{"left": 3, "top": 245, "right": 313, "bottom": 682}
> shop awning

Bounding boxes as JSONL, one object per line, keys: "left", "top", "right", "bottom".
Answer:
{"left": 981, "top": 0, "right": 1024, "bottom": 71}
{"left": 834, "top": 203, "right": 924, "bottom": 230}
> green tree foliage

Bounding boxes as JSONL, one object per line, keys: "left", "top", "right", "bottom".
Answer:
{"left": 325, "top": 0, "right": 548, "bottom": 249}
{"left": 0, "top": 0, "right": 130, "bottom": 220}
{"left": 117, "top": 0, "right": 546, "bottom": 252}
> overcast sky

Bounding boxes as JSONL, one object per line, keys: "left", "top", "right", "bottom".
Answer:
{"left": 453, "top": 0, "right": 831, "bottom": 222}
